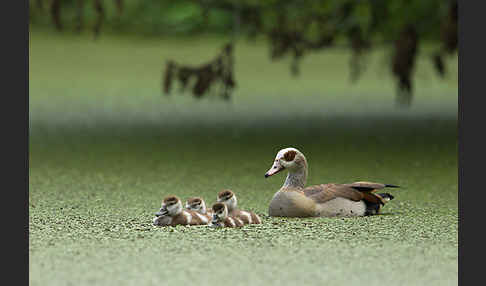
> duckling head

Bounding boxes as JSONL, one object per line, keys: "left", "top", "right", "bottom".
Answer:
{"left": 211, "top": 202, "right": 228, "bottom": 223}
{"left": 186, "top": 197, "right": 207, "bottom": 214}
{"left": 155, "top": 196, "right": 182, "bottom": 217}
{"left": 264, "top": 147, "right": 307, "bottom": 178}
{"left": 217, "top": 189, "right": 237, "bottom": 212}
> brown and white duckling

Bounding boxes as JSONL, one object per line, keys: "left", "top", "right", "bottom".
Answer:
{"left": 217, "top": 190, "right": 262, "bottom": 225}
{"left": 210, "top": 202, "right": 244, "bottom": 228}
{"left": 185, "top": 197, "right": 213, "bottom": 219}
{"left": 154, "top": 196, "right": 210, "bottom": 226}
{"left": 264, "top": 147, "right": 399, "bottom": 217}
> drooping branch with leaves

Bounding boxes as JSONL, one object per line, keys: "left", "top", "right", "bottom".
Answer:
{"left": 163, "top": 43, "right": 235, "bottom": 100}
{"left": 31, "top": 0, "right": 457, "bottom": 105}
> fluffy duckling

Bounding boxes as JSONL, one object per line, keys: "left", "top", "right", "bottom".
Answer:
{"left": 154, "top": 196, "right": 210, "bottom": 226}
{"left": 210, "top": 202, "right": 244, "bottom": 228}
{"left": 217, "top": 189, "right": 262, "bottom": 225}
{"left": 185, "top": 197, "right": 213, "bottom": 219}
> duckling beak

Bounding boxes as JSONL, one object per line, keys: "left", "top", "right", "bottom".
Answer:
{"left": 155, "top": 208, "right": 168, "bottom": 217}
{"left": 265, "top": 162, "right": 284, "bottom": 178}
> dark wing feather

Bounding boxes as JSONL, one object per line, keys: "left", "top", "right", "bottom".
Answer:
{"left": 344, "top": 181, "right": 400, "bottom": 192}
{"left": 344, "top": 181, "right": 387, "bottom": 192}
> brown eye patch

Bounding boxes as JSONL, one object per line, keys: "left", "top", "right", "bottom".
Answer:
{"left": 283, "top": 150, "right": 297, "bottom": 162}
{"left": 218, "top": 190, "right": 233, "bottom": 199}
{"left": 163, "top": 195, "right": 179, "bottom": 204}
{"left": 187, "top": 197, "right": 202, "bottom": 205}
{"left": 212, "top": 202, "right": 225, "bottom": 212}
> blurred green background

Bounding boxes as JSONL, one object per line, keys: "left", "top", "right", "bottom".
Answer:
{"left": 29, "top": 1, "right": 457, "bottom": 286}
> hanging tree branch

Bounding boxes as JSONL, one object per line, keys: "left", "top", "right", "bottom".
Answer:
{"left": 93, "top": 0, "right": 105, "bottom": 39}
{"left": 392, "top": 25, "right": 419, "bottom": 107}
{"left": 163, "top": 43, "right": 235, "bottom": 100}
{"left": 37, "top": 0, "right": 457, "bottom": 106}
{"left": 432, "top": 0, "right": 458, "bottom": 78}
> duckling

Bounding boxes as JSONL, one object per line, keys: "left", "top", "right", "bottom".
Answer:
{"left": 154, "top": 196, "right": 210, "bottom": 226}
{"left": 152, "top": 214, "right": 172, "bottom": 226}
{"left": 185, "top": 197, "right": 213, "bottom": 219}
{"left": 264, "top": 147, "right": 400, "bottom": 217}
{"left": 217, "top": 189, "right": 262, "bottom": 224}
{"left": 210, "top": 202, "right": 244, "bottom": 228}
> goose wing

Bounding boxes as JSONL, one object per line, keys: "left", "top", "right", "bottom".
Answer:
{"left": 303, "top": 183, "right": 386, "bottom": 205}
{"left": 303, "top": 184, "right": 363, "bottom": 203}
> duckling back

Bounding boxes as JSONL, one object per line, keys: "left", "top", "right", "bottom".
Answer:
{"left": 170, "top": 210, "right": 210, "bottom": 226}
{"left": 229, "top": 209, "right": 262, "bottom": 224}
{"left": 215, "top": 216, "right": 244, "bottom": 228}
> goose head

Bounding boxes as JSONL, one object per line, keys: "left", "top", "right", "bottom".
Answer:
{"left": 264, "top": 147, "right": 308, "bottom": 188}
{"left": 217, "top": 189, "right": 237, "bottom": 212}
{"left": 155, "top": 196, "right": 183, "bottom": 217}
{"left": 211, "top": 202, "right": 229, "bottom": 223}
{"left": 185, "top": 197, "right": 207, "bottom": 214}
{"left": 265, "top": 147, "right": 307, "bottom": 177}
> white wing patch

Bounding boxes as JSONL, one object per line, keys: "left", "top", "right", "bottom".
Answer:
{"left": 240, "top": 211, "right": 252, "bottom": 224}
{"left": 182, "top": 211, "right": 193, "bottom": 224}
{"left": 194, "top": 212, "right": 208, "bottom": 224}
{"left": 253, "top": 214, "right": 261, "bottom": 224}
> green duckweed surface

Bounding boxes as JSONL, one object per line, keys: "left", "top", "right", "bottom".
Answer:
{"left": 29, "top": 30, "right": 457, "bottom": 286}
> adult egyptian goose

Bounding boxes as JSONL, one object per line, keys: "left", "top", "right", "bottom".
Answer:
{"left": 210, "top": 203, "right": 245, "bottom": 228}
{"left": 264, "top": 147, "right": 399, "bottom": 217}
{"left": 154, "top": 196, "right": 210, "bottom": 226}
{"left": 217, "top": 190, "right": 262, "bottom": 224}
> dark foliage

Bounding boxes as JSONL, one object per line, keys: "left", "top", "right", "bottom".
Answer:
{"left": 163, "top": 44, "right": 235, "bottom": 100}
{"left": 432, "top": 1, "right": 458, "bottom": 78}
{"left": 392, "top": 25, "right": 418, "bottom": 106}
{"left": 32, "top": 0, "right": 457, "bottom": 106}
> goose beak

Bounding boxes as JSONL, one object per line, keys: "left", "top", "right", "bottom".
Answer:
{"left": 265, "top": 162, "right": 284, "bottom": 178}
